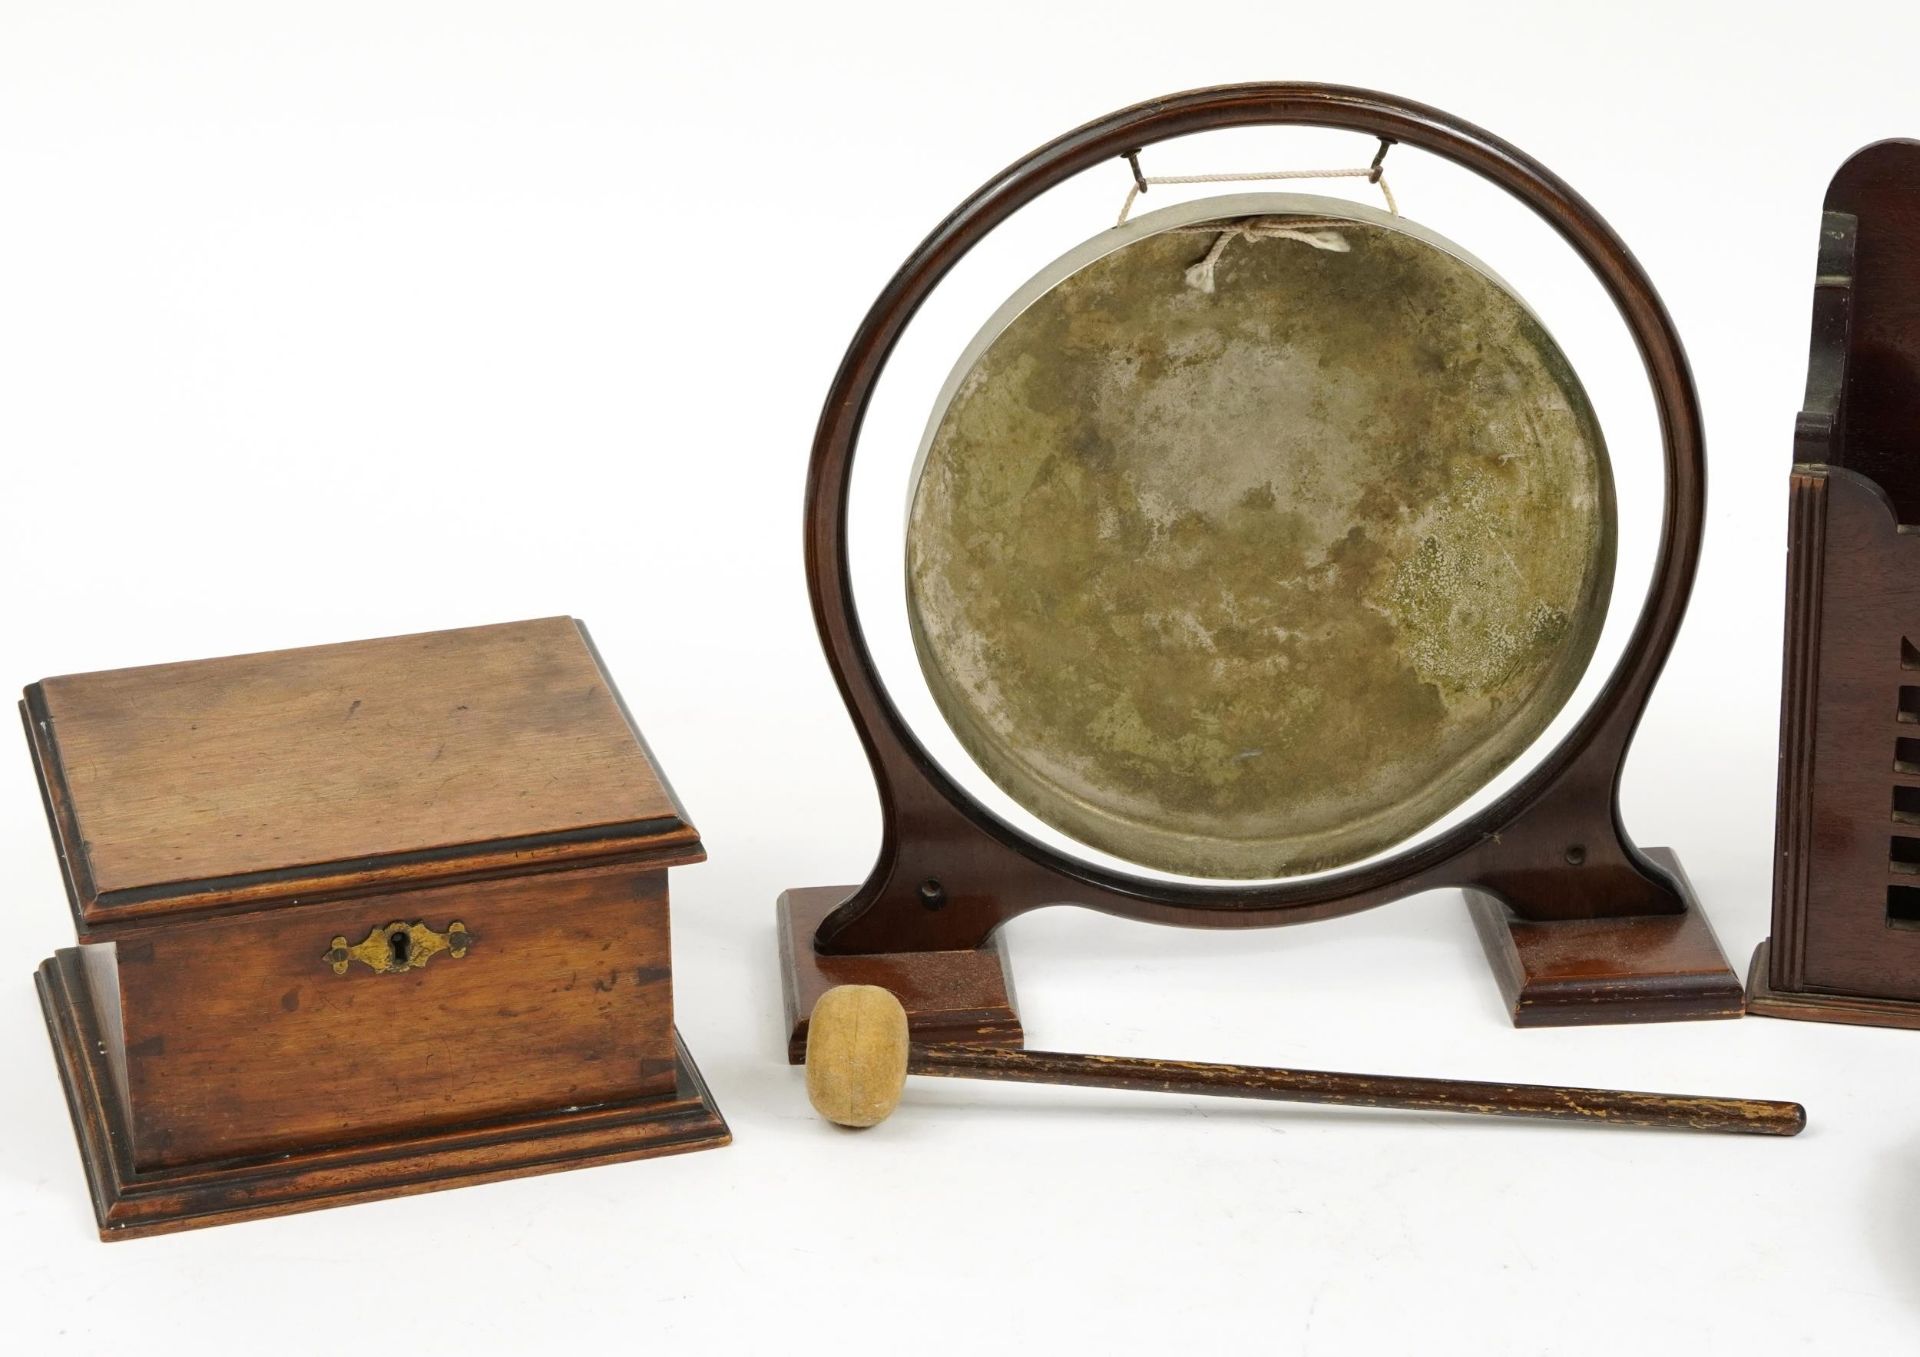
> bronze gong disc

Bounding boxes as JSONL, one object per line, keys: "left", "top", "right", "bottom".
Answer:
{"left": 905, "top": 192, "right": 1615, "bottom": 879}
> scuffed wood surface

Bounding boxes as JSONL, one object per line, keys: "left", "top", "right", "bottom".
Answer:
{"left": 31, "top": 617, "right": 684, "bottom": 905}
{"left": 908, "top": 1045, "right": 1805, "bottom": 1136}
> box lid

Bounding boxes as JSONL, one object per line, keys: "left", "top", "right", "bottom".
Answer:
{"left": 22, "top": 617, "right": 702, "bottom": 937}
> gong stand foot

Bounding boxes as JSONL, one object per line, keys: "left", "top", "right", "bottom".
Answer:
{"left": 1745, "top": 940, "right": 1920, "bottom": 1030}
{"left": 778, "top": 888, "right": 1022, "bottom": 1064}
{"left": 1468, "top": 848, "right": 1743, "bottom": 1027}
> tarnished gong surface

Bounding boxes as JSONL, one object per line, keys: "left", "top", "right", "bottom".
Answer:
{"left": 906, "top": 193, "right": 1615, "bottom": 879}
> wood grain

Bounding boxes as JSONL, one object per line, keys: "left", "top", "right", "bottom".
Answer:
{"left": 22, "top": 616, "right": 726, "bottom": 1235}
{"left": 1757, "top": 140, "right": 1920, "bottom": 1024}
{"left": 1469, "top": 850, "right": 1744, "bottom": 1026}
{"left": 117, "top": 861, "right": 676, "bottom": 1170}
{"left": 1748, "top": 940, "right": 1920, "bottom": 1029}
{"left": 38, "top": 950, "right": 729, "bottom": 1240}
{"left": 800, "top": 984, "right": 1798, "bottom": 1135}
{"left": 778, "top": 887, "right": 1022, "bottom": 1063}
{"left": 1827, "top": 142, "right": 1920, "bottom": 520}
{"left": 1781, "top": 469, "right": 1920, "bottom": 1000}
{"left": 905, "top": 1044, "right": 1803, "bottom": 1136}
{"left": 26, "top": 617, "right": 696, "bottom": 930}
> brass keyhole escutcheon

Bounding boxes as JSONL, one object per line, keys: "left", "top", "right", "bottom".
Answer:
{"left": 325, "top": 920, "right": 472, "bottom": 976}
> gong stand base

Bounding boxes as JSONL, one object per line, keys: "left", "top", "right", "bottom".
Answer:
{"left": 779, "top": 888, "right": 1023, "bottom": 1063}
{"left": 782, "top": 849, "right": 1742, "bottom": 1059}
{"left": 1468, "top": 848, "right": 1743, "bottom": 1027}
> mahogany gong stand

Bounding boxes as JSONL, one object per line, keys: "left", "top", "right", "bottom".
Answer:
{"left": 778, "top": 84, "right": 1743, "bottom": 1061}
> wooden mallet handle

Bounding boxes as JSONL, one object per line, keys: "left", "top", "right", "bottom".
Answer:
{"left": 804, "top": 985, "right": 1805, "bottom": 1137}
{"left": 910, "top": 1045, "right": 1805, "bottom": 1136}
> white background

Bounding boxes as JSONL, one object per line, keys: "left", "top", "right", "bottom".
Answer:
{"left": 1, "top": 2, "right": 1914, "bottom": 1352}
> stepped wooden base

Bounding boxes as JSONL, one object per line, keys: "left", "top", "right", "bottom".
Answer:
{"left": 1745, "top": 939, "right": 1920, "bottom": 1029}
{"left": 36, "top": 948, "right": 730, "bottom": 1240}
{"left": 782, "top": 850, "right": 1741, "bottom": 1058}
{"left": 1467, "top": 849, "right": 1745, "bottom": 1026}
{"left": 779, "top": 887, "right": 1023, "bottom": 1063}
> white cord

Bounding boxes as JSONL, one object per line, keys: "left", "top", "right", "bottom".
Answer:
{"left": 1117, "top": 165, "right": 1397, "bottom": 227}
{"left": 1174, "top": 218, "right": 1353, "bottom": 293}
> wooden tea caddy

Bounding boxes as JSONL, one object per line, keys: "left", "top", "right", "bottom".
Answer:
{"left": 778, "top": 84, "right": 1745, "bottom": 1059}
{"left": 25, "top": 617, "right": 729, "bottom": 1239}
{"left": 1748, "top": 140, "right": 1920, "bottom": 1027}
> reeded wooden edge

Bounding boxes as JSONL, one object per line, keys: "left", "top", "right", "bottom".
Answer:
{"left": 1468, "top": 848, "right": 1744, "bottom": 1026}
{"left": 779, "top": 887, "right": 1022, "bottom": 1064}
{"left": 1746, "top": 939, "right": 1920, "bottom": 1030}
{"left": 36, "top": 949, "right": 730, "bottom": 1240}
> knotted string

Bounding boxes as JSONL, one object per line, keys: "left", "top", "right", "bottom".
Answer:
{"left": 1115, "top": 143, "right": 1399, "bottom": 291}
{"left": 1171, "top": 217, "right": 1352, "bottom": 293}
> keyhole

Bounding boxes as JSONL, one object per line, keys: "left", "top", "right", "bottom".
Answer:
{"left": 388, "top": 929, "right": 411, "bottom": 969}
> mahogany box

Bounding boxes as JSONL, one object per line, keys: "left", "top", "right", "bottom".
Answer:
{"left": 22, "top": 617, "right": 728, "bottom": 1239}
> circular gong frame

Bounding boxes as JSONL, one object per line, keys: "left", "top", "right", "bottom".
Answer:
{"left": 804, "top": 83, "right": 1703, "bottom": 956}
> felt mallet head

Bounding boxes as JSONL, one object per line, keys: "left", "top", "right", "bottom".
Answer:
{"left": 806, "top": 984, "right": 911, "bottom": 1128}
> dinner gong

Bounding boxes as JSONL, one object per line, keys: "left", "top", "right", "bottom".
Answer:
{"left": 778, "top": 83, "right": 1743, "bottom": 1058}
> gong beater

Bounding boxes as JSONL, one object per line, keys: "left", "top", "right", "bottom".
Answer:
{"left": 777, "top": 83, "right": 1744, "bottom": 1059}
{"left": 804, "top": 987, "right": 1805, "bottom": 1137}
